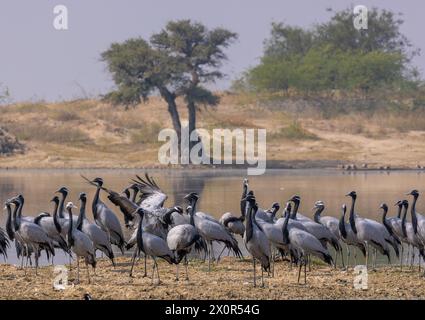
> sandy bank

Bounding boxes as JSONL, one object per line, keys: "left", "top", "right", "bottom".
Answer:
{"left": 0, "top": 256, "right": 424, "bottom": 300}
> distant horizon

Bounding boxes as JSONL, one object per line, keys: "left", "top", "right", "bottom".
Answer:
{"left": 1, "top": 0, "right": 424, "bottom": 102}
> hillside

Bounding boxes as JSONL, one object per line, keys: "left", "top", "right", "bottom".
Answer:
{"left": 0, "top": 93, "right": 425, "bottom": 169}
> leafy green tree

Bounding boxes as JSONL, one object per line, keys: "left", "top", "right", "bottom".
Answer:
{"left": 264, "top": 23, "right": 314, "bottom": 58}
{"left": 102, "top": 38, "right": 184, "bottom": 144}
{"left": 102, "top": 20, "right": 237, "bottom": 157}
{"left": 316, "top": 7, "right": 418, "bottom": 60}
{"left": 151, "top": 20, "right": 237, "bottom": 150}
{"left": 241, "top": 7, "right": 418, "bottom": 95}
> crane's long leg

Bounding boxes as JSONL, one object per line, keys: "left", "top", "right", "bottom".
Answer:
{"left": 346, "top": 244, "right": 351, "bottom": 270}
{"left": 217, "top": 245, "right": 226, "bottom": 262}
{"left": 354, "top": 248, "right": 358, "bottom": 266}
{"left": 261, "top": 266, "right": 264, "bottom": 288}
{"left": 35, "top": 249, "right": 39, "bottom": 276}
{"left": 400, "top": 244, "right": 404, "bottom": 271}
{"left": 86, "top": 261, "right": 91, "bottom": 284}
{"left": 304, "top": 256, "right": 307, "bottom": 284}
{"left": 175, "top": 263, "right": 179, "bottom": 281}
{"left": 151, "top": 258, "right": 156, "bottom": 285}
{"left": 143, "top": 254, "right": 147, "bottom": 277}
{"left": 69, "top": 254, "right": 72, "bottom": 271}
{"left": 184, "top": 256, "right": 189, "bottom": 281}
{"left": 210, "top": 241, "right": 215, "bottom": 262}
{"left": 334, "top": 248, "right": 338, "bottom": 269}
{"left": 129, "top": 249, "right": 138, "bottom": 277}
{"left": 308, "top": 254, "right": 311, "bottom": 272}
{"left": 270, "top": 245, "right": 274, "bottom": 278}
{"left": 153, "top": 257, "right": 161, "bottom": 284}
{"left": 340, "top": 247, "right": 345, "bottom": 269}
{"left": 297, "top": 259, "right": 302, "bottom": 284}
{"left": 77, "top": 258, "right": 80, "bottom": 284}
{"left": 207, "top": 242, "right": 212, "bottom": 272}
{"left": 253, "top": 258, "right": 256, "bottom": 287}
{"left": 365, "top": 243, "right": 369, "bottom": 269}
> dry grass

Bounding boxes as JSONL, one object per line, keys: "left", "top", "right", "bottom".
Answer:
{"left": 270, "top": 121, "right": 318, "bottom": 141}
{"left": 51, "top": 110, "right": 81, "bottom": 122}
{"left": 1, "top": 94, "right": 425, "bottom": 168}
{"left": 3, "top": 122, "right": 91, "bottom": 144}
{"left": 130, "top": 122, "right": 162, "bottom": 144}
{"left": 0, "top": 256, "right": 424, "bottom": 300}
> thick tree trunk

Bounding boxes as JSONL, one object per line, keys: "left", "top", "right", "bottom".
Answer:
{"left": 186, "top": 70, "right": 201, "bottom": 163}
{"left": 188, "top": 99, "right": 197, "bottom": 151}
{"left": 159, "top": 87, "right": 182, "bottom": 155}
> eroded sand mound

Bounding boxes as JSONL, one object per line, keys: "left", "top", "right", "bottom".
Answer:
{"left": 0, "top": 127, "right": 24, "bottom": 156}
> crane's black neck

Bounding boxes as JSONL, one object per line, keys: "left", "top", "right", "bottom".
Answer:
{"left": 17, "top": 197, "right": 24, "bottom": 218}
{"left": 313, "top": 206, "right": 324, "bottom": 224}
{"left": 282, "top": 207, "right": 290, "bottom": 245}
{"left": 10, "top": 202, "right": 19, "bottom": 233}
{"left": 190, "top": 197, "right": 200, "bottom": 226}
{"left": 58, "top": 192, "right": 67, "bottom": 219}
{"left": 76, "top": 198, "right": 87, "bottom": 231}
{"left": 5, "top": 204, "right": 15, "bottom": 240}
{"left": 67, "top": 208, "right": 74, "bottom": 247}
{"left": 136, "top": 212, "right": 145, "bottom": 253}
{"left": 381, "top": 206, "right": 394, "bottom": 236}
{"left": 270, "top": 206, "right": 279, "bottom": 220}
{"left": 411, "top": 194, "right": 419, "bottom": 234}
{"left": 348, "top": 196, "right": 358, "bottom": 234}
{"left": 93, "top": 186, "right": 101, "bottom": 220}
{"left": 52, "top": 199, "right": 62, "bottom": 234}
{"left": 245, "top": 201, "right": 254, "bottom": 243}
{"left": 240, "top": 185, "right": 248, "bottom": 220}
{"left": 401, "top": 203, "right": 408, "bottom": 238}
{"left": 15, "top": 199, "right": 24, "bottom": 231}
{"left": 290, "top": 199, "right": 300, "bottom": 219}
{"left": 396, "top": 204, "right": 402, "bottom": 219}
{"left": 339, "top": 208, "right": 347, "bottom": 239}
{"left": 283, "top": 203, "right": 292, "bottom": 218}
{"left": 163, "top": 207, "right": 177, "bottom": 227}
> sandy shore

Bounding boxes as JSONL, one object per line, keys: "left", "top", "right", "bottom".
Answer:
{"left": 0, "top": 256, "right": 424, "bottom": 300}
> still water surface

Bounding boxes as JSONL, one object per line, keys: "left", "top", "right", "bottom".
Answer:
{"left": 1, "top": 168, "right": 424, "bottom": 266}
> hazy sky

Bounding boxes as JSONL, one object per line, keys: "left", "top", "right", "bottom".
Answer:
{"left": 1, "top": 0, "right": 424, "bottom": 102}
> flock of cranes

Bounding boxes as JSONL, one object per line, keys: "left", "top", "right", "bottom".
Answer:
{"left": 0, "top": 174, "right": 424, "bottom": 287}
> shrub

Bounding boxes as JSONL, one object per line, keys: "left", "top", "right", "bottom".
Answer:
{"left": 130, "top": 122, "right": 162, "bottom": 144}
{"left": 270, "top": 121, "right": 318, "bottom": 140}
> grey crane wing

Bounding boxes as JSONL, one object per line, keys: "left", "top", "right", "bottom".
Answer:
{"left": 106, "top": 190, "right": 138, "bottom": 219}
{"left": 289, "top": 228, "right": 328, "bottom": 256}
{"left": 21, "top": 222, "right": 51, "bottom": 244}
{"left": 134, "top": 174, "right": 167, "bottom": 211}
{"left": 195, "top": 217, "right": 233, "bottom": 243}
{"left": 196, "top": 212, "right": 220, "bottom": 224}
{"left": 166, "top": 224, "right": 196, "bottom": 250}
{"left": 72, "top": 229, "right": 95, "bottom": 256}
{"left": 143, "top": 232, "right": 173, "bottom": 257}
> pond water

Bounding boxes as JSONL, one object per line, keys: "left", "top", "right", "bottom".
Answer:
{"left": 1, "top": 168, "right": 424, "bottom": 266}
